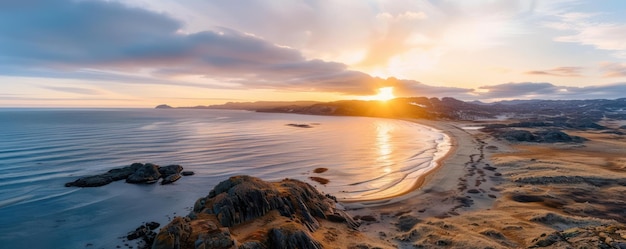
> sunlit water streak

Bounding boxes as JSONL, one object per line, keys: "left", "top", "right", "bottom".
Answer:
{"left": 0, "top": 109, "right": 449, "bottom": 248}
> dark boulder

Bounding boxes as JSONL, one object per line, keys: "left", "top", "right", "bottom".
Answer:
{"left": 158, "top": 165, "right": 183, "bottom": 176}
{"left": 125, "top": 221, "right": 160, "bottom": 249}
{"left": 126, "top": 163, "right": 161, "bottom": 184}
{"left": 161, "top": 174, "right": 181, "bottom": 185}
{"left": 181, "top": 171, "right": 195, "bottom": 176}
{"left": 107, "top": 162, "right": 144, "bottom": 181}
{"left": 65, "top": 163, "right": 145, "bottom": 187}
{"left": 65, "top": 174, "right": 113, "bottom": 187}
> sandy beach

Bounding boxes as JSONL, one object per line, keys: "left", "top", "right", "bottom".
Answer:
{"left": 345, "top": 119, "right": 626, "bottom": 248}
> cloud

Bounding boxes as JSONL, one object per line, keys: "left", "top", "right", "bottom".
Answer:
{"left": 2, "top": 0, "right": 625, "bottom": 105}
{"left": 0, "top": 0, "right": 393, "bottom": 95}
{"left": 0, "top": 0, "right": 181, "bottom": 67}
{"left": 543, "top": 9, "right": 626, "bottom": 58}
{"left": 393, "top": 79, "right": 474, "bottom": 98}
{"left": 123, "top": 0, "right": 536, "bottom": 79}
{"left": 471, "top": 82, "right": 626, "bottom": 101}
{"left": 599, "top": 62, "right": 626, "bottom": 78}
{"left": 476, "top": 82, "right": 561, "bottom": 99}
{"left": 524, "top": 66, "right": 584, "bottom": 77}
{"left": 39, "top": 86, "right": 102, "bottom": 95}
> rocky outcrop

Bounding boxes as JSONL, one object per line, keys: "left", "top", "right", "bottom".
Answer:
{"left": 152, "top": 217, "right": 194, "bottom": 249}
{"left": 534, "top": 130, "right": 586, "bottom": 143}
{"left": 127, "top": 163, "right": 162, "bottom": 184}
{"left": 498, "top": 130, "right": 536, "bottom": 142}
{"left": 488, "top": 129, "right": 586, "bottom": 143}
{"left": 267, "top": 225, "right": 322, "bottom": 249}
{"left": 65, "top": 163, "right": 191, "bottom": 187}
{"left": 162, "top": 174, "right": 181, "bottom": 185}
{"left": 65, "top": 162, "right": 143, "bottom": 187}
{"left": 159, "top": 165, "right": 183, "bottom": 176}
{"left": 126, "top": 222, "right": 161, "bottom": 249}
{"left": 152, "top": 175, "right": 359, "bottom": 249}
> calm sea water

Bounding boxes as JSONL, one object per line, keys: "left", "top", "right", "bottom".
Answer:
{"left": 0, "top": 108, "right": 449, "bottom": 248}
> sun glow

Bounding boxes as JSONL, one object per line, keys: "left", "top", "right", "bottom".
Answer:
{"left": 365, "top": 87, "right": 396, "bottom": 101}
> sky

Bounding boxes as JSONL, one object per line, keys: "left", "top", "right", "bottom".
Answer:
{"left": 1, "top": 0, "right": 626, "bottom": 107}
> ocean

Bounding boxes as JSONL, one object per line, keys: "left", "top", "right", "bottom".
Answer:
{"left": 0, "top": 108, "right": 450, "bottom": 248}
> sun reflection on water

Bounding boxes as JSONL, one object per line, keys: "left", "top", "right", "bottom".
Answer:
{"left": 375, "top": 122, "right": 394, "bottom": 174}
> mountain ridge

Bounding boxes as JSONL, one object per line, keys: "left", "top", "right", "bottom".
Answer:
{"left": 156, "top": 97, "right": 626, "bottom": 124}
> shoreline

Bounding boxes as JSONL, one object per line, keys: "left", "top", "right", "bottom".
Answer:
{"left": 341, "top": 119, "right": 460, "bottom": 207}
{"left": 141, "top": 115, "right": 626, "bottom": 248}
{"left": 345, "top": 119, "right": 626, "bottom": 248}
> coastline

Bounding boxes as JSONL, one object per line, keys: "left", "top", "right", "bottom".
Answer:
{"left": 140, "top": 113, "right": 626, "bottom": 248}
{"left": 346, "top": 119, "right": 626, "bottom": 248}
{"left": 341, "top": 119, "right": 459, "bottom": 207}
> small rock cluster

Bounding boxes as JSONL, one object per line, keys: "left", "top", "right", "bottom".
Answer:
{"left": 125, "top": 222, "right": 160, "bottom": 249}
{"left": 65, "top": 162, "right": 194, "bottom": 187}
{"left": 152, "top": 175, "right": 358, "bottom": 249}
{"left": 530, "top": 224, "right": 626, "bottom": 248}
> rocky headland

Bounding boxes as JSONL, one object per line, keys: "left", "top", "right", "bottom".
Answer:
{"left": 151, "top": 175, "right": 390, "bottom": 249}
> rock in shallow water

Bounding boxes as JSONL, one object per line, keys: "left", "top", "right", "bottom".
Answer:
{"left": 66, "top": 162, "right": 191, "bottom": 187}
{"left": 65, "top": 163, "right": 144, "bottom": 187}
{"left": 64, "top": 174, "right": 113, "bottom": 187}
{"left": 125, "top": 221, "right": 160, "bottom": 249}
{"left": 161, "top": 173, "right": 181, "bottom": 185}
{"left": 181, "top": 171, "right": 195, "bottom": 176}
{"left": 158, "top": 165, "right": 183, "bottom": 176}
{"left": 127, "top": 163, "right": 161, "bottom": 184}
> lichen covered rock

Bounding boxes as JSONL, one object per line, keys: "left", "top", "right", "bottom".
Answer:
{"left": 196, "top": 175, "right": 357, "bottom": 231}
{"left": 153, "top": 175, "right": 359, "bottom": 249}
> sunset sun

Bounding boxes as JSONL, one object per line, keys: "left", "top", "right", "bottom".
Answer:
{"left": 370, "top": 87, "right": 396, "bottom": 101}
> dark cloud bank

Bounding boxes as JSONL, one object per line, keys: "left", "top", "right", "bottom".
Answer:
{"left": 1, "top": 0, "right": 624, "bottom": 101}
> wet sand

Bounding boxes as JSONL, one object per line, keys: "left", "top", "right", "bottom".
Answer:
{"left": 346, "top": 120, "right": 626, "bottom": 248}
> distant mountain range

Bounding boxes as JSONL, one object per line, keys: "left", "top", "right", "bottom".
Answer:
{"left": 156, "top": 97, "right": 626, "bottom": 124}
{"left": 156, "top": 101, "right": 321, "bottom": 111}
